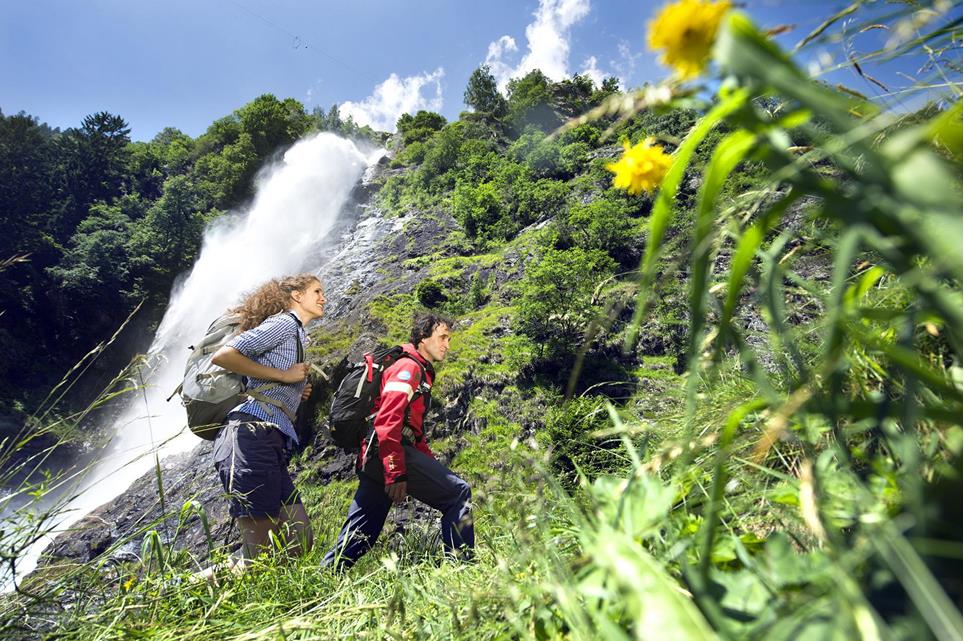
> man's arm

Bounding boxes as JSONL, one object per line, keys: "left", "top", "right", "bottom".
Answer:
{"left": 373, "top": 362, "right": 422, "bottom": 492}
{"left": 414, "top": 439, "right": 435, "bottom": 460}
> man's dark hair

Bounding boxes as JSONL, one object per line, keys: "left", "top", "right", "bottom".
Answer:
{"left": 410, "top": 313, "right": 453, "bottom": 346}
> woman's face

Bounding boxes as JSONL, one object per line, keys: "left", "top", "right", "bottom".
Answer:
{"left": 291, "top": 279, "right": 326, "bottom": 321}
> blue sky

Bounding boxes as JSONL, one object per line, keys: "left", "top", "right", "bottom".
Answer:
{"left": 1, "top": 0, "right": 955, "bottom": 141}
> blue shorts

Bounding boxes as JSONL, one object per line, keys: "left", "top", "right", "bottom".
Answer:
{"left": 212, "top": 412, "right": 301, "bottom": 518}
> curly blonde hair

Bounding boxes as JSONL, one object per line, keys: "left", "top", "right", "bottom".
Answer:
{"left": 232, "top": 273, "right": 321, "bottom": 331}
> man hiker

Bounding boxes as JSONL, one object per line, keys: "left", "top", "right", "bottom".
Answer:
{"left": 322, "top": 314, "right": 474, "bottom": 569}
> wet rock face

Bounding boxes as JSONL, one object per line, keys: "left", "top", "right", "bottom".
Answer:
{"left": 39, "top": 442, "right": 234, "bottom": 570}
{"left": 316, "top": 207, "right": 461, "bottom": 328}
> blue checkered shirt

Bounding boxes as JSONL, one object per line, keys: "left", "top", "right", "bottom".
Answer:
{"left": 226, "top": 312, "right": 306, "bottom": 445}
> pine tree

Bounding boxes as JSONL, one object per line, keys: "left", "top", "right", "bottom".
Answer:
{"left": 464, "top": 65, "right": 508, "bottom": 117}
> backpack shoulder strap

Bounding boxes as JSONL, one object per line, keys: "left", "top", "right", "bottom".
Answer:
{"left": 282, "top": 312, "right": 305, "bottom": 363}
{"left": 397, "top": 353, "right": 430, "bottom": 390}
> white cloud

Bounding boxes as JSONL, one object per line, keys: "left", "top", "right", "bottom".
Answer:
{"left": 485, "top": 0, "right": 597, "bottom": 91}
{"left": 339, "top": 68, "right": 445, "bottom": 132}
{"left": 579, "top": 55, "right": 604, "bottom": 87}
{"left": 485, "top": 36, "right": 519, "bottom": 90}
{"left": 487, "top": 35, "right": 518, "bottom": 61}
{"left": 610, "top": 40, "right": 641, "bottom": 88}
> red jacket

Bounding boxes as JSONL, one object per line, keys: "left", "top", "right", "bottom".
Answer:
{"left": 363, "top": 343, "right": 435, "bottom": 485}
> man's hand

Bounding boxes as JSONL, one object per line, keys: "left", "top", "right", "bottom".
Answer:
{"left": 300, "top": 382, "right": 312, "bottom": 401}
{"left": 279, "top": 363, "right": 310, "bottom": 384}
{"left": 385, "top": 481, "right": 407, "bottom": 503}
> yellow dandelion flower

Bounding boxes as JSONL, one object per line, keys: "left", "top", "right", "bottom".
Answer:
{"left": 605, "top": 139, "right": 673, "bottom": 195}
{"left": 648, "top": 0, "right": 732, "bottom": 79}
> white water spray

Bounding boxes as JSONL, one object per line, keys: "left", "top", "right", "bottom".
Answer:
{"left": 11, "top": 132, "right": 382, "bottom": 584}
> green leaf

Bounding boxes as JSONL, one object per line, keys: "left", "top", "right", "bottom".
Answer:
{"left": 769, "top": 483, "right": 800, "bottom": 506}
{"left": 690, "top": 129, "right": 758, "bottom": 362}
{"left": 715, "top": 12, "right": 878, "bottom": 150}
{"left": 589, "top": 473, "right": 675, "bottom": 540}
{"left": 872, "top": 524, "right": 964, "bottom": 641}
{"left": 823, "top": 226, "right": 863, "bottom": 363}
{"left": 842, "top": 266, "right": 886, "bottom": 309}
{"left": 847, "top": 324, "right": 960, "bottom": 396}
{"left": 708, "top": 565, "right": 773, "bottom": 622}
{"left": 721, "top": 190, "right": 800, "bottom": 337}
{"left": 698, "top": 397, "right": 768, "bottom": 579}
{"left": 928, "top": 100, "right": 963, "bottom": 164}
{"left": 584, "top": 533, "right": 721, "bottom": 641}
{"left": 626, "top": 86, "right": 750, "bottom": 348}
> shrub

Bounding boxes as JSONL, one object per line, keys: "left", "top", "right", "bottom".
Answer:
{"left": 415, "top": 279, "right": 446, "bottom": 307}
{"left": 506, "top": 70, "right": 560, "bottom": 132}
{"left": 558, "top": 197, "right": 638, "bottom": 263}
{"left": 514, "top": 178, "right": 569, "bottom": 227}
{"left": 464, "top": 65, "right": 508, "bottom": 117}
{"left": 516, "top": 247, "right": 617, "bottom": 360}
{"left": 452, "top": 180, "right": 506, "bottom": 241}
{"left": 540, "top": 396, "right": 619, "bottom": 484}
{"left": 396, "top": 111, "right": 446, "bottom": 146}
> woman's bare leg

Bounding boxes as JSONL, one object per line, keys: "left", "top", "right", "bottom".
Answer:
{"left": 279, "top": 503, "right": 313, "bottom": 557}
{"left": 236, "top": 515, "right": 280, "bottom": 559}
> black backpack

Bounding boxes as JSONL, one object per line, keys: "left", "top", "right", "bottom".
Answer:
{"left": 328, "top": 346, "right": 429, "bottom": 452}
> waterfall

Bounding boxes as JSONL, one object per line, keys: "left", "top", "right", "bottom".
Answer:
{"left": 8, "top": 132, "right": 383, "bottom": 585}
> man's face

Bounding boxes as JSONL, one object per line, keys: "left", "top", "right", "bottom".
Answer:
{"left": 419, "top": 323, "right": 451, "bottom": 363}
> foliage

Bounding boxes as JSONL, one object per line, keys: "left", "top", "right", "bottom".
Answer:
{"left": 515, "top": 247, "right": 617, "bottom": 361}
{"left": 551, "top": 73, "right": 596, "bottom": 118}
{"left": 235, "top": 94, "right": 312, "bottom": 158}
{"left": 0, "top": 95, "right": 322, "bottom": 407}
{"left": 397, "top": 110, "right": 447, "bottom": 146}
{"left": 126, "top": 175, "right": 207, "bottom": 298}
{"left": 1, "top": 2, "right": 961, "bottom": 639}
{"left": 55, "top": 112, "right": 132, "bottom": 240}
{"left": 506, "top": 69, "right": 561, "bottom": 132}
{"left": 556, "top": 197, "right": 638, "bottom": 262}
{"left": 539, "top": 395, "right": 620, "bottom": 484}
{"left": 515, "top": 177, "right": 569, "bottom": 225}
{"left": 452, "top": 180, "right": 506, "bottom": 241}
{"left": 600, "top": 4, "right": 962, "bottom": 640}
{"left": 464, "top": 65, "right": 508, "bottom": 117}
{"left": 367, "top": 294, "right": 421, "bottom": 347}
{"left": 415, "top": 278, "right": 447, "bottom": 308}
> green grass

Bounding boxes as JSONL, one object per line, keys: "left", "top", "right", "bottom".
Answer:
{"left": 4, "top": 330, "right": 959, "bottom": 640}
{"left": 23, "top": 394, "right": 569, "bottom": 640}
{"left": 436, "top": 303, "right": 533, "bottom": 393}
{"left": 366, "top": 294, "right": 421, "bottom": 346}
{"left": 426, "top": 253, "right": 503, "bottom": 284}
{"left": 306, "top": 325, "right": 358, "bottom": 363}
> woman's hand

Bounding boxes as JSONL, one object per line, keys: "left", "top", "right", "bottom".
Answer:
{"left": 279, "top": 363, "right": 310, "bottom": 384}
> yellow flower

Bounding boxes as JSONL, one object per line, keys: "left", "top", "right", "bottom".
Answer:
{"left": 605, "top": 139, "right": 673, "bottom": 195}
{"left": 648, "top": 0, "right": 732, "bottom": 79}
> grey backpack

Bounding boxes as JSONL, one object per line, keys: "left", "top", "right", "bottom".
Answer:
{"left": 169, "top": 312, "right": 294, "bottom": 440}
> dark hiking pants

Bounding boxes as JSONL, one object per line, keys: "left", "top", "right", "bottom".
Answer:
{"left": 212, "top": 412, "right": 300, "bottom": 518}
{"left": 321, "top": 445, "right": 474, "bottom": 569}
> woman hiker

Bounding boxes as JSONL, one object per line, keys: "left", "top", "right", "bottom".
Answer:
{"left": 207, "top": 273, "right": 326, "bottom": 569}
